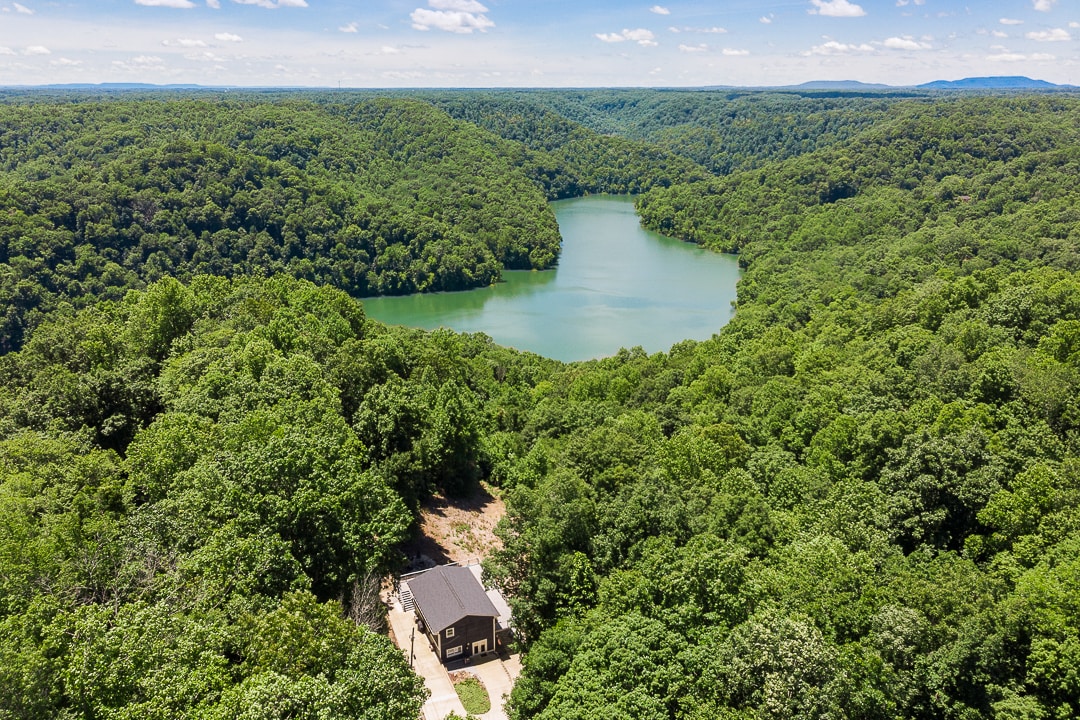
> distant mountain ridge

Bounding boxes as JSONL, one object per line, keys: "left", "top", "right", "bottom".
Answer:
{"left": 775, "top": 76, "right": 1071, "bottom": 91}
{"left": 916, "top": 76, "right": 1068, "bottom": 90}
{"left": 0, "top": 76, "right": 1073, "bottom": 92}
{"left": 786, "top": 80, "right": 892, "bottom": 90}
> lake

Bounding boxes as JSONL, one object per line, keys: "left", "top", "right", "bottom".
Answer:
{"left": 361, "top": 195, "right": 741, "bottom": 362}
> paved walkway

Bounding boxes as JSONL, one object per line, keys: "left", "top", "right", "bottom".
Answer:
{"left": 467, "top": 651, "right": 520, "bottom": 720}
{"left": 385, "top": 589, "right": 467, "bottom": 720}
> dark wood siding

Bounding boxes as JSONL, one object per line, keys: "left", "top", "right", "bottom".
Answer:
{"left": 438, "top": 615, "right": 495, "bottom": 662}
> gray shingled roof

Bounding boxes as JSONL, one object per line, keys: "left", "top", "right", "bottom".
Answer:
{"left": 408, "top": 565, "right": 499, "bottom": 634}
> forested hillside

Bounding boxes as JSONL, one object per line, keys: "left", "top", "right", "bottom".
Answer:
{"left": 3, "top": 89, "right": 1080, "bottom": 720}
{"left": 425, "top": 94, "right": 708, "bottom": 198}
{"left": 486, "top": 94, "right": 1080, "bottom": 719}
{"left": 435, "top": 89, "right": 906, "bottom": 175}
{"left": 0, "top": 275, "right": 553, "bottom": 718}
{"left": 0, "top": 98, "right": 562, "bottom": 352}
{"left": 0, "top": 93, "right": 730, "bottom": 354}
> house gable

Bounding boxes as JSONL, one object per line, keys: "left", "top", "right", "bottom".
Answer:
{"left": 406, "top": 565, "right": 500, "bottom": 662}
{"left": 408, "top": 565, "right": 499, "bottom": 635}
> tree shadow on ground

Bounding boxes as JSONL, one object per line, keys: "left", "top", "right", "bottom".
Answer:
{"left": 400, "top": 482, "right": 502, "bottom": 573}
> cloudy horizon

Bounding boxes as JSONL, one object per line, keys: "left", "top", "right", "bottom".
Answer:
{"left": 0, "top": 0, "right": 1077, "bottom": 88}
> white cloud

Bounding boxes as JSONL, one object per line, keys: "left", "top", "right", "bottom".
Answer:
{"left": 987, "top": 50, "right": 1055, "bottom": 61}
{"left": 51, "top": 57, "right": 81, "bottom": 66}
{"left": 215, "top": 32, "right": 242, "bottom": 41}
{"left": 379, "top": 45, "right": 402, "bottom": 54}
{"left": 112, "top": 55, "right": 168, "bottom": 72}
{"left": 650, "top": 5, "right": 670, "bottom": 14}
{"left": 999, "top": 18, "right": 1023, "bottom": 25}
{"left": 186, "top": 50, "right": 226, "bottom": 61}
{"left": 1026, "top": 28, "right": 1071, "bottom": 41}
{"left": 1071, "top": 21, "right": 1080, "bottom": 28}
{"left": 677, "top": 26, "right": 727, "bottom": 33}
{"left": 12, "top": 3, "right": 33, "bottom": 14}
{"left": 135, "top": 0, "right": 196, "bottom": 7}
{"left": 0, "top": 46, "right": 16, "bottom": 55}
{"left": 807, "top": 40, "right": 873, "bottom": 54}
{"left": 165, "top": 38, "right": 208, "bottom": 47}
{"left": 883, "top": 35, "right": 931, "bottom": 50}
{"left": 232, "top": 0, "right": 307, "bottom": 8}
{"left": 760, "top": 14, "right": 774, "bottom": 24}
{"left": 339, "top": 22, "right": 358, "bottom": 32}
{"left": 429, "top": 0, "right": 487, "bottom": 10}
{"left": 1033, "top": 0, "right": 1057, "bottom": 11}
{"left": 809, "top": 0, "right": 866, "bottom": 18}
{"left": 596, "top": 28, "right": 657, "bottom": 46}
{"left": 206, "top": 0, "right": 220, "bottom": 7}
{"left": 678, "top": 43, "right": 707, "bottom": 52}
{"left": 992, "top": 30, "right": 1008, "bottom": 37}
{"left": 411, "top": 2, "right": 494, "bottom": 34}
{"left": 624, "top": 28, "right": 657, "bottom": 45}
{"left": 23, "top": 45, "right": 50, "bottom": 54}
{"left": 722, "top": 48, "right": 750, "bottom": 56}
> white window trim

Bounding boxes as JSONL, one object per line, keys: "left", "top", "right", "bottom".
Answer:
{"left": 445, "top": 627, "right": 455, "bottom": 638}
{"left": 446, "top": 645, "right": 463, "bottom": 658}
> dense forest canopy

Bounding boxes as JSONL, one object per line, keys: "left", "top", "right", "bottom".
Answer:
{"left": 0, "top": 274, "right": 555, "bottom": 718}
{"left": 0, "top": 97, "right": 564, "bottom": 352}
{"left": 0, "top": 93, "right": 727, "bottom": 354}
{"left": 2, "top": 88, "right": 1080, "bottom": 719}
{"left": 491, "top": 93, "right": 1080, "bottom": 720}
{"left": 424, "top": 88, "right": 906, "bottom": 175}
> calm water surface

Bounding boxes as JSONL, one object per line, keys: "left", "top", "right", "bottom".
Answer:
{"left": 362, "top": 195, "right": 741, "bottom": 362}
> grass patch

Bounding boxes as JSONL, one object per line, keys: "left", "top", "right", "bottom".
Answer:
{"left": 454, "top": 676, "right": 491, "bottom": 715}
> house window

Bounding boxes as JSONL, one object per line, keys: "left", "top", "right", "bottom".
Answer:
{"left": 445, "top": 627, "right": 455, "bottom": 638}
{"left": 446, "top": 645, "right": 463, "bottom": 658}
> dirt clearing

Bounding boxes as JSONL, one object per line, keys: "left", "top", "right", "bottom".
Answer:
{"left": 402, "top": 481, "right": 506, "bottom": 570}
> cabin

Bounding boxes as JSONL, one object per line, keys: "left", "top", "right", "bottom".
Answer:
{"left": 405, "top": 565, "right": 500, "bottom": 663}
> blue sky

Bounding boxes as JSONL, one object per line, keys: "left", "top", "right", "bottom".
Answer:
{"left": 0, "top": 0, "right": 1077, "bottom": 87}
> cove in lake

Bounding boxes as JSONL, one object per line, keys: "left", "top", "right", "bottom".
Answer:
{"left": 361, "top": 195, "right": 741, "bottom": 362}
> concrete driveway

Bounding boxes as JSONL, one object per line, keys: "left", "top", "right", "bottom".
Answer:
{"left": 465, "top": 652, "right": 519, "bottom": 720}
{"left": 385, "top": 589, "right": 467, "bottom": 720}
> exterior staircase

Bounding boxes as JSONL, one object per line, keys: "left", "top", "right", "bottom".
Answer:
{"left": 400, "top": 582, "right": 415, "bottom": 613}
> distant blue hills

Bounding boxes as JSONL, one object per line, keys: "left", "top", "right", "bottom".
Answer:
{"left": 1, "top": 76, "right": 1074, "bottom": 92}
{"left": 785, "top": 80, "right": 893, "bottom": 90}
{"left": 916, "top": 76, "right": 1065, "bottom": 90}
{"left": 779, "top": 76, "right": 1072, "bottom": 91}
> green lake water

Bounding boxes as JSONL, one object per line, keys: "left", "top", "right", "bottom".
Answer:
{"left": 361, "top": 195, "right": 741, "bottom": 362}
